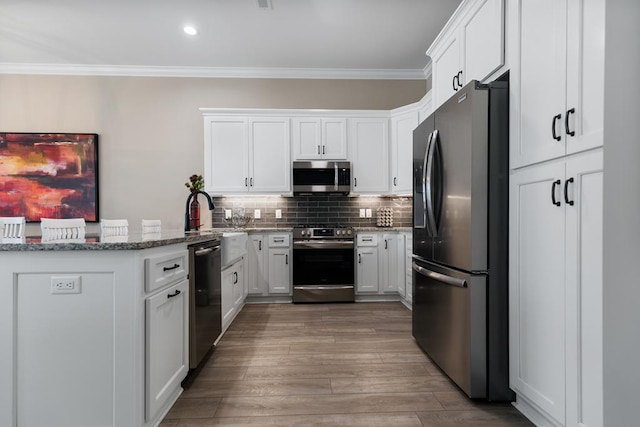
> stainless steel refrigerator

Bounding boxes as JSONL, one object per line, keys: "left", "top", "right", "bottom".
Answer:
{"left": 412, "top": 79, "right": 512, "bottom": 401}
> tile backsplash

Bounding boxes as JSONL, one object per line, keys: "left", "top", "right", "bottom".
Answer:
{"left": 212, "top": 195, "right": 412, "bottom": 229}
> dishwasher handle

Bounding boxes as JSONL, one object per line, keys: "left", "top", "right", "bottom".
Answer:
{"left": 194, "top": 245, "right": 221, "bottom": 257}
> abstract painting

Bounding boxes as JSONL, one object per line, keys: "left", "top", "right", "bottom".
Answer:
{"left": 0, "top": 133, "right": 99, "bottom": 222}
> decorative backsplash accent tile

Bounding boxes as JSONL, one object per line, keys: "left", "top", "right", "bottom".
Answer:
{"left": 212, "top": 195, "right": 412, "bottom": 228}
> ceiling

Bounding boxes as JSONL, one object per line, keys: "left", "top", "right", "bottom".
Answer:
{"left": 0, "top": 0, "right": 462, "bottom": 79}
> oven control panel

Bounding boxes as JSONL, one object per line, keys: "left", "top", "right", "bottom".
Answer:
{"left": 293, "top": 226, "right": 354, "bottom": 240}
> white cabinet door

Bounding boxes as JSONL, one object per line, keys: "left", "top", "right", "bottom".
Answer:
{"left": 356, "top": 247, "right": 379, "bottom": 293}
{"left": 395, "top": 234, "right": 406, "bottom": 297}
{"left": 509, "top": 162, "right": 566, "bottom": 425}
{"left": 431, "top": 35, "right": 462, "bottom": 109}
{"left": 322, "top": 118, "right": 348, "bottom": 159}
{"left": 565, "top": 150, "right": 603, "bottom": 427}
{"left": 292, "top": 118, "right": 347, "bottom": 160}
{"left": 380, "top": 234, "right": 398, "bottom": 293}
{"left": 390, "top": 111, "right": 419, "bottom": 195}
{"left": 204, "top": 117, "right": 249, "bottom": 193}
{"left": 247, "top": 234, "right": 267, "bottom": 295}
{"left": 292, "top": 118, "right": 322, "bottom": 160}
{"left": 462, "top": 0, "right": 504, "bottom": 83}
{"left": 349, "top": 118, "right": 389, "bottom": 194}
{"left": 221, "top": 266, "right": 236, "bottom": 329}
{"left": 515, "top": 0, "right": 567, "bottom": 167}
{"left": 249, "top": 117, "right": 290, "bottom": 193}
{"left": 145, "top": 279, "right": 188, "bottom": 422}
{"left": 565, "top": 0, "right": 605, "bottom": 157}
{"left": 268, "top": 248, "right": 291, "bottom": 294}
{"left": 233, "top": 260, "right": 245, "bottom": 307}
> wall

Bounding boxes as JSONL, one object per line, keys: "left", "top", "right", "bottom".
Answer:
{"left": 211, "top": 195, "right": 412, "bottom": 229}
{"left": 602, "top": 0, "right": 640, "bottom": 425}
{"left": 0, "top": 74, "right": 427, "bottom": 235}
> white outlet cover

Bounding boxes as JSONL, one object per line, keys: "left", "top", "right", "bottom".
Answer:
{"left": 51, "top": 275, "right": 81, "bottom": 294}
{"left": 275, "top": 209, "right": 282, "bottom": 219}
{"left": 225, "top": 209, "right": 232, "bottom": 219}
{"left": 366, "top": 208, "right": 372, "bottom": 218}
{"left": 254, "top": 209, "right": 261, "bottom": 219}
{"left": 359, "top": 209, "right": 366, "bottom": 218}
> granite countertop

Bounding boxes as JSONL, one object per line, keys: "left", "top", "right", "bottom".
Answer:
{"left": 0, "top": 230, "right": 222, "bottom": 252}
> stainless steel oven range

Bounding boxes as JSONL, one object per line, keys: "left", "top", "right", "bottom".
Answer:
{"left": 292, "top": 225, "right": 355, "bottom": 303}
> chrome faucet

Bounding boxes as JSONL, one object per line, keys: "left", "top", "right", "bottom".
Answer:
{"left": 184, "top": 190, "right": 215, "bottom": 232}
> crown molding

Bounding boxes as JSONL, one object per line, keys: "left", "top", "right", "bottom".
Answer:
{"left": 0, "top": 63, "right": 428, "bottom": 80}
{"left": 423, "top": 60, "right": 432, "bottom": 79}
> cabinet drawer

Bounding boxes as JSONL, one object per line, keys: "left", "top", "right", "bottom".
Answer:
{"left": 357, "top": 234, "right": 378, "bottom": 247}
{"left": 144, "top": 250, "right": 188, "bottom": 293}
{"left": 268, "top": 234, "right": 290, "bottom": 248}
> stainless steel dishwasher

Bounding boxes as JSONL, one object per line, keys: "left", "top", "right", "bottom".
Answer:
{"left": 188, "top": 239, "right": 221, "bottom": 369}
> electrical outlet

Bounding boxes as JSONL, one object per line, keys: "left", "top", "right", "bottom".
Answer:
{"left": 51, "top": 275, "right": 81, "bottom": 294}
{"left": 359, "top": 209, "right": 366, "bottom": 218}
{"left": 254, "top": 209, "right": 261, "bottom": 219}
{"left": 365, "top": 208, "right": 372, "bottom": 218}
{"left": 225, "top": 209, "right": 232, "bottom": 219}
{"left": 275, "top": 209, "right": 282, "bottom": 219}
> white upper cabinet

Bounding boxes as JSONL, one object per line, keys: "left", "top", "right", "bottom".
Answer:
{"left": 292, "top": 118, "right": 347, "bottom": 160}
{"left": 428, "top": 0, "right": 505, "bottom": 109}
{"left": 512, "top": 0, "right": 605, "bottom": 168}
{"left": 390, "top": 110, "right": 419, "bottom": 195}
{"left": 249, "top": 117, "right": 291, "bottom": 192}
{"left": 204, "top": 116, "right": 290, "bottom": 194}
{"left": 349, "top": 117, "right": 389, "bottom": 194}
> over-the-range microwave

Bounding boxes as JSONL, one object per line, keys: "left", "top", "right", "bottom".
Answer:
{"left": 292, "top": 161, "right": 351, "bottom": 196}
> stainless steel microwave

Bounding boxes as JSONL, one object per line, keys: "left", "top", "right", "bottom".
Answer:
{"left": 292, "top": 161, "right": 351, "bottom": 195}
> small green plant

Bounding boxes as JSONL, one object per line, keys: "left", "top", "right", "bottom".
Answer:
{"left": 185, "top": 174, "right": 204, "bottom": 193}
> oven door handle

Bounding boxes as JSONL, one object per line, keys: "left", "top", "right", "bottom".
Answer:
{"left": 293, "top": 240, "right": 355, "bottom": 249}
{"left": 294, "top": 286, "right": 354, "bottom": 290}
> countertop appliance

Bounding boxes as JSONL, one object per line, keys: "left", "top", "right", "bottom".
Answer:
{"left": 292, "top": 161, "right": 350, "bottom": 195}
{"left": 292, "top": 224, "right": 355, "bottom": 303}
{"left": 412, "top": 79, "right": 513, "bottom": 401}
{"left": 188, "top": 239, "right": 221, "bottom": 369}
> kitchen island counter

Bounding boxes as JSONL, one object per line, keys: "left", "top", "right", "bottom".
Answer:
{"left": 0, "top": 230, "right": 222, "bottom": 251}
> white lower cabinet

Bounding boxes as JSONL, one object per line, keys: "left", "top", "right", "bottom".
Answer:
{"left": 357, "top": 232, "right": 408, "bottom": 297}
{"left": 268, "top": 234, "right": 292, "bottom": 295}
{"left": 380, "top": 234, "right": 405, "bottom": 294}
{"left": 246, "top": 233, "right": 292, "bottom": 297}
{"left": 356, "top": 246, "right": 379, "bottom": 293}
{"left": 222, "top": 258, "right": 244, "bottom": 332}
{"left": 248, "top": 233, "right": 268, "bottom": 295}
{"left": 509, "top": 149, "right": 603, "bottom": 426}
{"left": 145, "top": 279, "right": 189, "bottom": 422}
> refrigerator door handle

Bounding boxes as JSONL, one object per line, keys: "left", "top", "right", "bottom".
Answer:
{"left": 425, "top": 129, "right": 439, "bottom": 236}
{"left": 419, "top": 130, "right": 434, "bottom": 230}
{"left": 413, "top": 262, "right": 467, "bottom": 288}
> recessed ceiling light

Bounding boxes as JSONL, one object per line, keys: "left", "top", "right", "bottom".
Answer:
{"left": 183, "top": 26, "right": 198, "bottom": 36}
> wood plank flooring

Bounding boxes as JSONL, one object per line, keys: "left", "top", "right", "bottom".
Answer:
{"left": 161, "top": 302, "right": 534, "bottom": 426}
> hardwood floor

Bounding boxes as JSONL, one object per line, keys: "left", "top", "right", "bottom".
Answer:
{"left": 161, "top": 302, "right": 534, "bottom": 426}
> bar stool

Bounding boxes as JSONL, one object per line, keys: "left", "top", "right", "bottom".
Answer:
{"left": 40, "top": 218, "right": 86, "bottom": 242}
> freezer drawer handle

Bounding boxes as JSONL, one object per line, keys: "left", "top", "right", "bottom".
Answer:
{"left": 412, "top": 263, "right": 467, "bottom": 288}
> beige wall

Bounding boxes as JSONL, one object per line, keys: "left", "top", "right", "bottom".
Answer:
{"left": 0, "top": 74, "right": 427, "bottom": 233}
